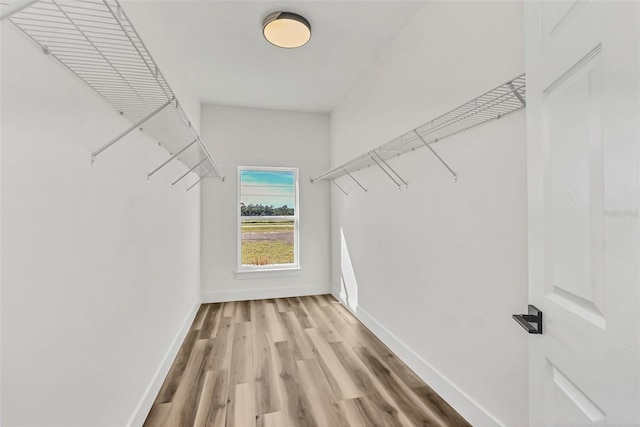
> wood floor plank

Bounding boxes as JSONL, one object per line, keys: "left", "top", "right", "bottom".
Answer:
{"left": 252, "top": 302, "right": 282, "bottom": 415}
{"left": 235, "top": 300, "right": 251, "bottom": 323}
{"left": 299, "top": 296, "right": 342, "bottom": 342}
{"left": 321, "top": 304, "right": 368, "bottom": 348}
{"left": 193, "top": 369, "right": 229, "bottom": 427}
{"left": 192, "top": 304, "right": 211, "bottom": 330}
{"left": 164, "top": 339, "right": 215, "bottom": 426}
{"left": 205, "top": 316, "right": 235, "bottom": 372}
{"left": 250, "top": 299, "right": 266, "bottom": 325}
{"left": 274, "top": 297, "right": 292, "bottom": 313}
{"left": 354, "top": 322, "right": 427, "bottom": 389}
{"left": 326, "top": 306, "right": 428, "bottom": 391}
{"left": 287, "top": 297, "right": 317, "bottom": 329}
{"left": 264, "top": 302, "right": 287, "bottom": 342}
{"left": 304, "top": 327, "right": 361, "bottom": 400}
{"left": 323, "top": 297, "right": 359, "bottom": 327}
{"left": 222, "top": 301, "right": 236, "bottom": 318}
{"left": 199, "top": 303, "right": 223, "bottom": 339}
{"left": 330, "top": 341, "right": 408, "bottom": 427}
{"left": 312, "top": 294, "right": 329, "bottom": 307}
{"left": 280, "top": 310, "right": 315, "bottom": 360}
{"left": 412, "top": 386, "right": 471, "bottom": 427}
{"left": 339, "top": 397, "right": 385, "bottom": 427}
{"left": 296, "top": 359, "right": 350, "bottom": 427}
{"left": 146, "top": 296, "right": 470, "bottom": 427}
{"left": 256, "top": 411, "right": 287, "bottom": 427}
{"left": 229, "top": 321, "right": 253, "bottom": 385}
{"left": 355, "top": 346, "right": 445, "bottom": 426}
{"left": 143, "top": 402, "right": 171, "bottom": 427}
{"left": 273, "top": 341, "right": 317, "bottom": 427}
{"left": 154, "top": 329, "right": 198, "bottom": 404}
{"left": 227, "top": 382, "right": 256, "bottom": 427}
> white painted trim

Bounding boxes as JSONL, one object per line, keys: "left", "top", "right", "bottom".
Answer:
{"left": 234, "top": 267, "right": 301, "bottom": 280}
{"left": 127, "top": 298, "right": 201, "bottom": 427}
{"left": 353, "top": 305, "right": 505, "bottom": 427}
{"left": 202, "top": 284, "right": 329, "bottom": 303}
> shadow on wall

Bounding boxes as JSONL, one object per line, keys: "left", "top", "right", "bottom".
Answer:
{"left": 340, "top": 228, "right": 359, "bottom": 312}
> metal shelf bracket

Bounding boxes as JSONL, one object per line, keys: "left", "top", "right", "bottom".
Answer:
{"left": 332, "top": 181, "right": 348, "bottom": 197}
{"left": 413, "top": 130, "right": 458, "bottom": 183}
{"left": 373, "top": 152, "right": 408, "bottom": 190}
{"left": 92, "top": 98, "right": 173, "bottom": 165}
{"left": 345, "top": 169, "right": 367, "bottom": 193}
{"left": 509, "top": 82, "right": 527, "bottom": 107}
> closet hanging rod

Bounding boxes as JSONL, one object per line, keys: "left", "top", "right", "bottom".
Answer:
{"left": 148, "top": 139, "right": 197, "bottom": 180}
{"left": 173, "top": 158, "right": 207, "bottom": 187}
{"left": 187, "top": 168, "right": 215, "bottom": 191}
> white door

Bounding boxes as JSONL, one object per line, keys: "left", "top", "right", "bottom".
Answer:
{"left": 525, "top": 1, "right": 640, "bottom": 426}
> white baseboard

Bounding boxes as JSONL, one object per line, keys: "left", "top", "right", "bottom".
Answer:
{"left": 353, "top": 305, "right": 505, "bottom": 427}
{"left": 202, "top": 284, "right": 330, "bottom": 303}
{"left": 127, "top": 298, "right": 201, "bottom": 427}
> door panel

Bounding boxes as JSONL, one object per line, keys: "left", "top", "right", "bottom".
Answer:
{"left": 545, "top": 46, "right": 605, "bottom": 328}
{"left": 548, "top": 362, "right": 605, "bottom": 424}
{"left": 525, "top": 1, "right": 640, "bottom": 425}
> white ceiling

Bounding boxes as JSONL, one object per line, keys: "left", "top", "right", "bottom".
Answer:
{"left": 121, "top": 1, "right": 424, "bottom": 113}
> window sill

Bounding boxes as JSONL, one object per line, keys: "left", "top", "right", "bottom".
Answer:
{"left": 234, "top": 267, "right": 301, "bottom": 280}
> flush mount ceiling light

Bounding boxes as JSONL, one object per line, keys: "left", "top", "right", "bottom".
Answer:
{"left": 262, "top": 12, "right": 311, "bottom": 49}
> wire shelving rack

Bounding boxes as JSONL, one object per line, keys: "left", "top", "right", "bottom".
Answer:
{"left": 3, "top": 0, "right": 224, "bottom": 190}
{"left": 312, "top": 74, "right": 526, "bottom": 193}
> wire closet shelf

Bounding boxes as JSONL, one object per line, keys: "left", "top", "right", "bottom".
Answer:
{"left": 311, "top": 74, "right": 526, "bottom": 192}
{"left": 4, "top": 0, "right": 224, "bottom": 189}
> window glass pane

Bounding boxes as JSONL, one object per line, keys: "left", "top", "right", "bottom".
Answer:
{"left": 241, "top": 218, "right": 294, "bottom": 266}
{"left": 239, "top": 169, "right": 297, "bottom": 268}
{"left": 240, "top": 170, "right": 295, "bottom": 215}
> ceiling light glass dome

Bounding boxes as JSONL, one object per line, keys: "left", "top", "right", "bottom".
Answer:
{"left": 262, "top": 12, "right": 311, "bottom": 49}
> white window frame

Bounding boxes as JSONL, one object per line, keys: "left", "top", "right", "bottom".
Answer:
{"left": 237, "top": 166, "right": 299, "bottom": 273}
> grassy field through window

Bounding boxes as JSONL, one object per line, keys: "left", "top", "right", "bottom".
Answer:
{"left": 241, "top": 219, "right": 294, "bottom": 266}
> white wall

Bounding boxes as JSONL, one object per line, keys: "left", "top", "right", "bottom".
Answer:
{"left": 1, "top": 23, "right": 201, "bottom": 426}
{"left": 330, "top": 2, "right": 528, "bottom": 426}
{"left": 200, "top": 104, "right": 331, "bottom": 302}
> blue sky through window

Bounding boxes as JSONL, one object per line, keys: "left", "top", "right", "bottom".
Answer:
{"left": 240, "top": 170, "right": 295, "bottom": 209}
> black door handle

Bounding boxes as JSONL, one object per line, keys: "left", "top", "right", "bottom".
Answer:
{"left": 512, "top": 305, "right": 542, "bottom": 334}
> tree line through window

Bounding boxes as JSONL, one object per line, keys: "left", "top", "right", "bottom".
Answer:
{"left": 240, "top": 204, "right": 294, "bottom": 216}
{"left": 239, "top": 168, "right": 298, "bottom": 269}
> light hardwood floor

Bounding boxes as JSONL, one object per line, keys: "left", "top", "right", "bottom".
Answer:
{"left": 144, "top": 295, "right": 470, "bottom": 427}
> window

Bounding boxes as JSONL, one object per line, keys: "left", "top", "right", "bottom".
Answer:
{"left": 238, "top": 167, "right": 299, "bottom": 271}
